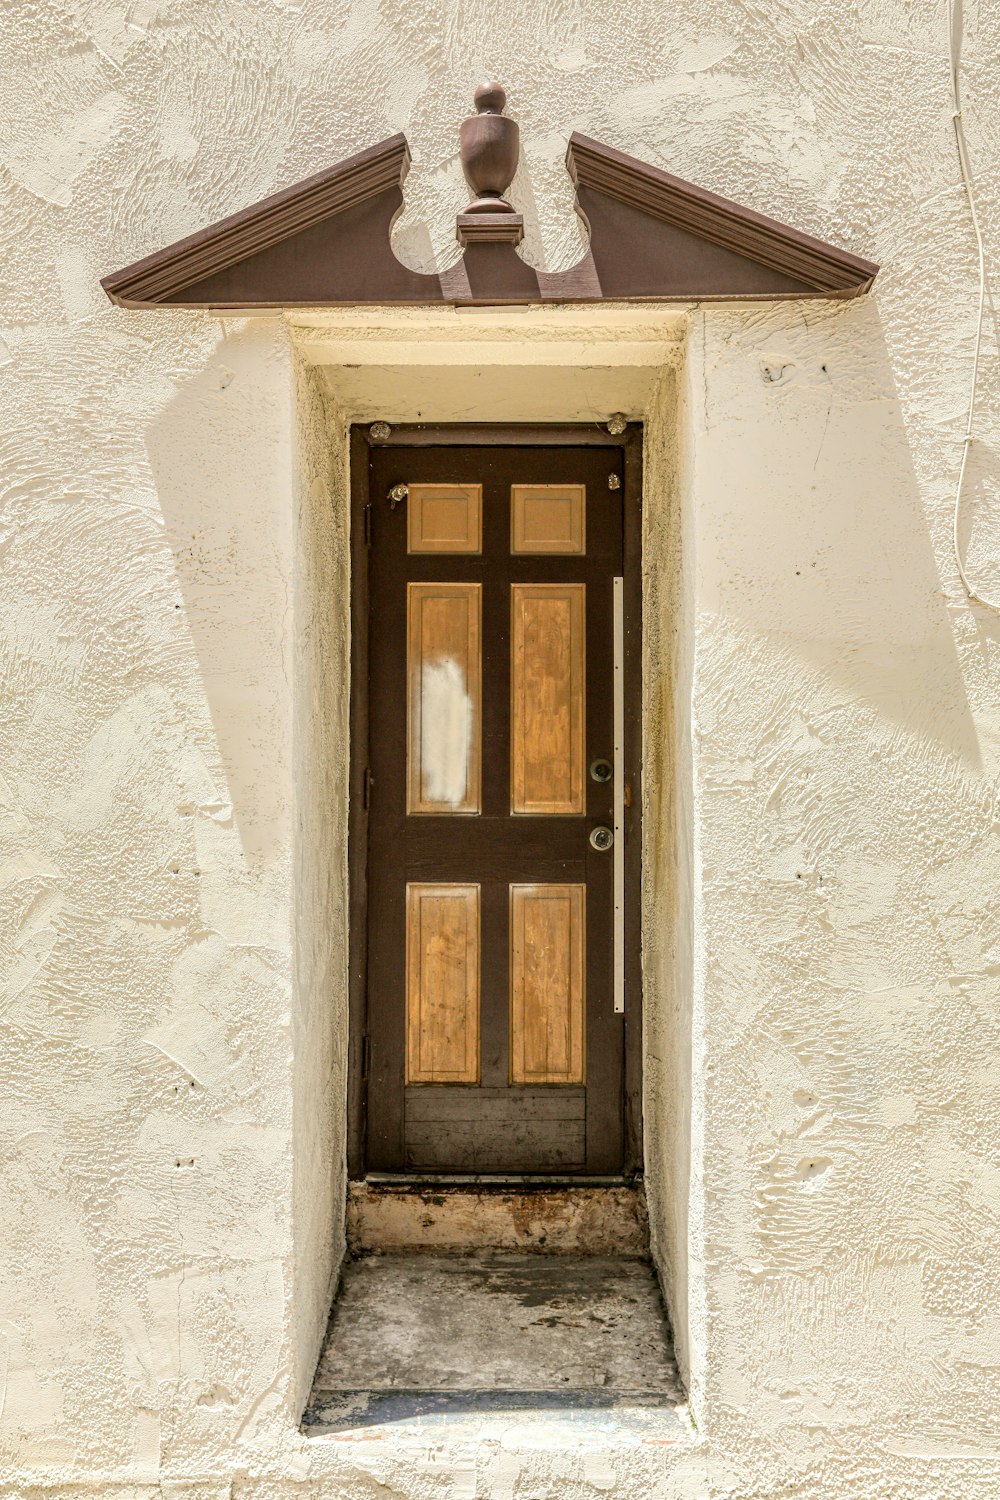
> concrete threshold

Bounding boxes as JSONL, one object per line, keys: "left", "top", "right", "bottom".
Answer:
{"left": 302, "top": 1253, "right": 690, "bottom": 1451}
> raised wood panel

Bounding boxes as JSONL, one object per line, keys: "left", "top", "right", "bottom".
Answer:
{"left": 509, "top": 883, "right": 586, "bottom": 1085}
{"left": 408, "top": 483, "right": 482, "bottom": 554}
{"left": 511, "top": 484, "right": 585, "bottom": 554}
{"left": 510, "top": 583, "right": 585, "bottom": 815}
{"left": 407, "top": 583, "right": 482, "bottom": 814}
{"left": 406, "top": 883, "right": 480, "bottom": 1084}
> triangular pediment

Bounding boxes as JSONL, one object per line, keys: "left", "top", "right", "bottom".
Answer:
{"left": 101, "top": 128, "right": 877, "bottom": 311}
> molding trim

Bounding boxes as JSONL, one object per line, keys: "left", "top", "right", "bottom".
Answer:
{"left": 101, "top": 128, "right": 878, "bottom": 310}
{"left": 101, "top": 135, "right": 411, "bottom": 308}
{"left": 566, "top": 133, "right": 878, "bottom": 297}
{"left": 456, "top": 212, "right": 525, "bottom": 246}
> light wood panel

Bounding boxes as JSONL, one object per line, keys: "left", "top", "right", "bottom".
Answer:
{"left": 407, "top": 583, "right": 481, "bottom": 814}
{"left": 511, "top": 484, "right": 585, "bottom": 554}
{"left": 406, "top": 883, "right": 480, "bottom": 1084}
{"left": 510, "top": 583, "right": 585, "bottom": 814}
{"left": 408, "top": 483, "right": 483, "bottom": 554}
{"left": 510, "top": 884, "right": 585, "bottom": 1085}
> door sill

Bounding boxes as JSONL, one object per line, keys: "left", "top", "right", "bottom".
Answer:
{"left": 349, "top": 1177, "right": 649, "bottom": 1254}
{"left": 363, "top": 1173, "right": 640, "bottom": 1189}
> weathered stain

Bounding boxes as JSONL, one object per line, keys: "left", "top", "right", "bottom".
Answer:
{"left": 306, "top": 1254, "right": 682, "bottom": 1400}
{"left": 347, "top": 1182, "right": 651, "bottom": 1257}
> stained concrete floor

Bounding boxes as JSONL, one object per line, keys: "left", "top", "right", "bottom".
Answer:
{"left": 303, "top": 1254, "right": 688, "bottom": 1440}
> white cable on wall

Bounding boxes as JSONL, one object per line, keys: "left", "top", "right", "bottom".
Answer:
{"left": 948, "top": 0, "right": 1000, "bottom": 611}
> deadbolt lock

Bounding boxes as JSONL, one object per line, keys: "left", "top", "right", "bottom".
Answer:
{"left": 589, "top": 826, "right": 614, "bottom": 852}
{"left": 590, "top": 758, "right": 613, "bottom": 783}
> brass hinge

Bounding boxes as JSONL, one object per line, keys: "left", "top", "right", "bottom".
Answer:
{"left": 364, "top": 501, "right": 372, "bottom": 545}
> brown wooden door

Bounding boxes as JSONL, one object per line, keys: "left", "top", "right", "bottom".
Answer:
{"left": 361, "top": 438, "right": 633, "bottom": 1176}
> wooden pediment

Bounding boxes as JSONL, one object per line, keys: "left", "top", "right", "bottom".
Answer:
{"left": 102, "top": 93, "right": 877, "bottom": 311}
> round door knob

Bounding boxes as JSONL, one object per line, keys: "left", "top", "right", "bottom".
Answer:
{"left": 589, "top": 826, "right": 614, "bottom": 851}
{"left": 590, "top": 758, "right": 613, "bottom": 783}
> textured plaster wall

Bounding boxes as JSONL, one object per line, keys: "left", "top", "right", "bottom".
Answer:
{"left": 680, "top": 289, "right": 1000, "bottom": 1473}
{"left": 3, "top": 1, "right": 1000, "bottom": 1498}
{"left": 290, "top": 362, "right": 347, "bottom": 1412}
{"left": 641, "top": 362, "right": 699, "bottom": 1391}
{"left": 0, "top": 304, "right": 348, "bottom": 1489}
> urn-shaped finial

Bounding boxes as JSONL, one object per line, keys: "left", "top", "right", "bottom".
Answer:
{"left": 459, "top": 82, "right": 519, "bottom": 214}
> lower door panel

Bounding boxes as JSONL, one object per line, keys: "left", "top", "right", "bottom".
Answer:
{"left": 404, "top": 1086, "right": 586, "bottom": 1172}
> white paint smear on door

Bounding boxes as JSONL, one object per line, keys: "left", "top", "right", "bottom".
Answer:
{"left": 420, "top": 657, "right": 472, "bottom": 807}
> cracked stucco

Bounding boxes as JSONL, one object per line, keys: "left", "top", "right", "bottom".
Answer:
{"left": 2, "top": 1, "right": 1000, "bottom": 1497}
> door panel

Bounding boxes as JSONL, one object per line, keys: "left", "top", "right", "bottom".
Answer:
{"left": 509, "top": 883, "right": 586, "bottom": 1084}
{"left": 408, "top": 483, "right": 483, "bottom": 554}
{"left": 406, "top": 583, "right": 482, "bottom": 815}
{"left": 510, "top": 583, "right": 586, "bottom": 815}
{"left": 404, "top": 1086, "right": 586, "bottom": 1172}
{"left": 405, "top": 883, "right": 480, "bottom": 1084}
{"left": 365, "top": 442, "right": 626, "bottom": 1176}
{"left": 511, "top": 483, "right": 586, "bottom": 555}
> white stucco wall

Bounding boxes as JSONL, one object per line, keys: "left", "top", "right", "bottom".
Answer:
{"left": 3, "top": 2, "right": 1000, "bottom": 1498}
{"left": 0, "top": 308, "right": 335, "bottom": 1487}
{"left": 677, "top": 289, "right": 1000, "bottom": 1471}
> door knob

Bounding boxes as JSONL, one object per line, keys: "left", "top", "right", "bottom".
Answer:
{"left": 589, "top": 826, "right": 614, "bottom": 851}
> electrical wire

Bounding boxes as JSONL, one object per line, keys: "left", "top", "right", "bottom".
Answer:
{"left": 948, "top": 0, "right": 1000, "bottom": 610}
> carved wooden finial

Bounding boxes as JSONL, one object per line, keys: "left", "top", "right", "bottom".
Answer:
{"left": 459, "top": 81, "right": 519, "bottom": 215}
{"left": 473, "top": 81, "right": 507, "bottom": 115}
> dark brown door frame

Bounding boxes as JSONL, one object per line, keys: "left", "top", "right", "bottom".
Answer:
{"left": 347, "top": 422, "right": 644, "bottom": 1181}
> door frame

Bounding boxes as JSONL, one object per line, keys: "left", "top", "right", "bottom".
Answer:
{"left": 347, "top": 422, "right": 644, "bottom": 1180}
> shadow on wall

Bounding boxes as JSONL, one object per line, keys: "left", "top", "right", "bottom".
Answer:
{"left": 699, "top": 295, "right": 992, "bottom": 772}
{"left": 145, "top": 320, "right": 294, "bottom": 867}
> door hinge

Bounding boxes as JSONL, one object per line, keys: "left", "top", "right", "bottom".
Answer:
{"left": 363, "top": 768, "right": 373, "bottom": 809}
{"left": 364, "top": 500, "right": 372, "bottom": 545}
{"left": 361, "top": 1033, "right": 370, "bottom": 1080}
